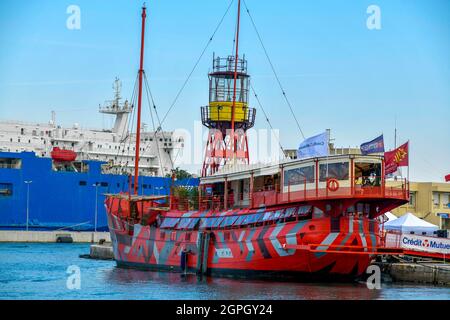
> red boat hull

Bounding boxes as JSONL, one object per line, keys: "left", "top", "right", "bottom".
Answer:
{"left": 106, "top": 202, "right": 379, "bottom": 279}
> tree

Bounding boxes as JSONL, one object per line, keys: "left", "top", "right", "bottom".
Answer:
{"left": 165, "top": 167, "right": 193, "bottom": 180}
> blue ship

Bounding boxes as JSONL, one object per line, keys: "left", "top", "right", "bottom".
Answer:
{"left": 0, "top": 151, "right": 198, "bottom": 231}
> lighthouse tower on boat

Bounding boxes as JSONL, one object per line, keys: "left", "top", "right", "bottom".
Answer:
{"left": 201, "top": 55, "right": 256, "bottom": 177}
{"left": 200, "top": 0, "right": 255, "bottom": 177}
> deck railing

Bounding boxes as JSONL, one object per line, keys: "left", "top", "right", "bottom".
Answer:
{"left": 251, "top": 176, "right": 408, "bottom": 208}
{"left": 169, "top": 176, "right": 409, "bottom": 211}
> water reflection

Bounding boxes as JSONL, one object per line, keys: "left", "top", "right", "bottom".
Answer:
{"left": 104, "top": 266, "right": 381, "bottom": 300}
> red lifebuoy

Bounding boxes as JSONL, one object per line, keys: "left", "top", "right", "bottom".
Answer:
{"left": 327, "top": 178, "right": 339, "bottom": 192}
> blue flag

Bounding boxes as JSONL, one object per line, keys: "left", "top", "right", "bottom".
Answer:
{"left": 360, "top": 134, "right": 385, "bottom": 155}
{"left": 297, "top": 131, "right": 329, "bottom": 159}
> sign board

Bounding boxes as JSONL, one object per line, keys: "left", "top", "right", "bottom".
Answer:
{"left": 400, "top": 234, "right": 450, "bottom": 255}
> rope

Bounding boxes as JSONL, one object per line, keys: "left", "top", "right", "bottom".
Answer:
{"left": 242, "top": 0, "right": 305, "bottom": 139}
{"left": 250, "top": 84, "right": 286, "bottom": 157}
{"left": 143, "top": 72, "right": 168, "bottom": 175}
{"left": 159, "top": 0, "right": 235, "bottom": 128}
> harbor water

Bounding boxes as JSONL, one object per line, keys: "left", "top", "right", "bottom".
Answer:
{"left": 0, "top": 243, "right": 449, "bottom": 300}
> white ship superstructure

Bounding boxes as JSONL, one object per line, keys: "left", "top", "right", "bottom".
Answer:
{"left": 0, "top": 79, "right": 181, "bottom": 176}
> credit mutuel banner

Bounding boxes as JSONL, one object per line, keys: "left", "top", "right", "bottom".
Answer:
{"left": 400, "top": 234, "right": 450, "bottom": 255}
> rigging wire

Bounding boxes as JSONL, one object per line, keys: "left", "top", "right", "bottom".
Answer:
{"left": 242, "top": 0, "right": 305, "bottom": 140}
{"left": 143, "top": 72, "right": 170, "bottom": 175}
{"left": 112, "top": 74, "right": 138, "bottom": 177}
{"left": 159, "top": 0, "right": 235, "bottom": 128}
{"left": 250, "top": 84, "right": 286, "bottom": 157}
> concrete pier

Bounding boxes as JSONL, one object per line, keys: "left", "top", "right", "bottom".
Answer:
{"left": 0, "top": 230, "right": 111, "bottom": 243}
{"left": 377, "top": 262, "right": 450, "bottom": 286}
{"left": 89, "top": 244, "right": 114, "bottom": 260}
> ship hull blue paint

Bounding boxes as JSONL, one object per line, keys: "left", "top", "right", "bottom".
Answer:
{"left": 0, "top": 151, "right": 198, "bottom": 231}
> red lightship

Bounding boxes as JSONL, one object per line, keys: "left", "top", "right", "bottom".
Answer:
{"left": 105, "top": 3, "right": 409, "bottom": 280}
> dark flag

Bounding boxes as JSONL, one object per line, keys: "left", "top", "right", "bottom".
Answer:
{"left": 360, "top": 134, "right": 385, "bottom": 155}
{"left": 384, "top": 141, "right": 409, "bottom": 175}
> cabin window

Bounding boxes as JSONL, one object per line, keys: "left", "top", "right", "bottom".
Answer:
{"left": 0, "top": 158, "right": 22, "bottom": 169}
{"left": 160, "top": 217, "right": 179, "bottom": 228}
{"left": 187, "top": 218, "right": 200, "bottom": 230}
{"left": 170, "top": 231, "right": 177, "bottom": 241}
{"left": 176, "top": 218, "right": 191, "bottom": 230}
{"left": 319, "top": 162, "right": 349, "bottom": 182}
{"left": 185, "top": 232, "right": 191, "bottom": 242}
{"left": 0, "top": 183, "right": 13, "bottom": 196}
{"left": 298, "top": 205, "right": 312, "bottom": 216}
{"left": 234, "top": 215, "right": 248, "bottom": 226}
{"left": 284, "top": 165, "right": 315, "bottom": 186}
{"left": 79, "top": 181, "right": 87, "bottom": 186}
{"left": 313, "top": 207, "right": 325, "bottom": 218}
{"left": 262, "top": 212, "right": 273, "bottom": 222}
{"left": 354, "top": 162, "right": 381, "bottom": 186}
{"left": 284, "top": 207, "right": 297, "bottom": 218}
{"left": 212, "top": 217, "right": 225, "bottom": 228}
{"left": 100, "top": 182, "right": 108, "bottom": 187}
{"left": 220, "top": 216, "right": 239, "bottom": 228}
{"left": 159, "top": 231, "right": 165, "bottom": 240}
{"left": 224, "top": 232, "right": 231, "bottom": 241}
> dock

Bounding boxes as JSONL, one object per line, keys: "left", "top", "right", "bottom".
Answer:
{"left": 0, "top": 230, "right": 111, "bottom": 243}
{"left": 376, "top": 261, "right": 450, "bottom": 286}
{"left": 86, "top": 243, "right": 114, "bottom": 260}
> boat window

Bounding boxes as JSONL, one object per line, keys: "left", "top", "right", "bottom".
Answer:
{"left": 274, "top": 209, "right": 285, "bottom": 219}
{"left": 187, "top": 218, "right": 200, "bottom": 230}
{"left": 0, "top": 158, "right": 22, "bottom": 169}
{"left": 0, "top": 183, "right": 13, "bottom": 196}
{"left": 204, "top": 217, "right": 216, "bottom": 228}
{"left": 160, "top": 217, "right": 179, "bottom": 228}
{"left": 220, "top": 216, "right": 239, "bottom": 228}
{"left": 245, "top": 214, "right": 259, "bottom": 224}
{"left": 313, "top": 207, "right": 325, "bottom": 219}
{"left": 212, "top": 216, "right": 225, "bottom": 228}
{"left": 284, "top": 165, "right": 315, "bottom": 186}
{"left": 234, "top": 215, "right": 248, "bottom": 226}
{"left": 272, "top": 210, "right": 282, "bottom": 219}
{"left": 199, "top": 218, "right": 208, "bottom": 229}
{"left": 319, "top": 162, "right": 349, "bottom": 182}
{"left": 298, "top": 205, "right": 312, "bottom": 216}
{"left": 177, "top": 218, "right": 192, "bottom": 229}
{"left": 284, "top": 207, "right": 297, "bottom": 218}
{"left": 354, "top": 162, "right": 381, "bottom": 186}
{"left": 262, "top": 212, "right": 273, "bottom": 222}
{"left": 253, "top": 213, "right": 264, "bottom": 223}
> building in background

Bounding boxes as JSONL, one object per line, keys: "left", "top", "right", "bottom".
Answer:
{"left": 390, "top": 181, "right": 450, "bottom": 230}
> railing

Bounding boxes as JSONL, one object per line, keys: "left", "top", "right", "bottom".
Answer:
{"left": 169, "top": 176, "right": 408, "bottom": 212}
{"left": 251, "top": 176, "right": 408, "bottom": 208}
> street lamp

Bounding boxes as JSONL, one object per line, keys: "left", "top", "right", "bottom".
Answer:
{"left": 92, "top": 183, "right": 99, "bottom": 233}
{"left": 24, "top": 181, "right": 32, "bottom": 231}
{"left": 155, "top": 186, "right": 163, "bottom": 195}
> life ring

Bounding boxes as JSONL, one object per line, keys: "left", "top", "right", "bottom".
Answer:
{"left": 327, "top": 178, "right": 339, "bottom": 192}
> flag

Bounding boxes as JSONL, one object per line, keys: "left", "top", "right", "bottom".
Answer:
{"left": 297, "top": 131, "right": 329, "bottom": 159}
{"left": 445, "top": 174, "right": 450, "bottom": 182}
{"left": 384, "top": 141, "right": 409, "bottom": 175}
{"left": 360, "top": 134, "right": 384, "bottom": 155}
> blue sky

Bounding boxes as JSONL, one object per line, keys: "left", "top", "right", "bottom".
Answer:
{"left": 0, "top": 0, "right": 448, "bottom": 181}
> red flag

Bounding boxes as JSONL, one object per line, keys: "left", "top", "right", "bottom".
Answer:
{"left": 384, "top": 141, "right": 409, "bottom": 175}
{"left": 446, "top": 174, "right": 450, "bottom": 182}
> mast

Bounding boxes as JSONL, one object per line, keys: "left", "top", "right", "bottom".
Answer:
{"left": 134, "top": 5, "right": 147, "bottom": 195}
{"left": 230, "top": 0, "right": 241, "bottom": 162}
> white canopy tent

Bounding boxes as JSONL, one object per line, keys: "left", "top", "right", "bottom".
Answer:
{"left": 384, "top": 212, "right": 398, "bottom": 222}
{"left": 384, "top": 212, "right": 439, "bottom": 236}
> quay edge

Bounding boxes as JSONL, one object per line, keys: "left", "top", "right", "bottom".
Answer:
{"left": 0, "top": 230, "right": 111, "bottom": 243}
